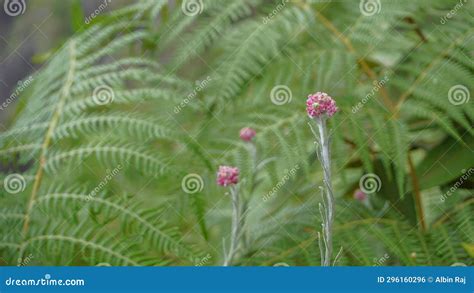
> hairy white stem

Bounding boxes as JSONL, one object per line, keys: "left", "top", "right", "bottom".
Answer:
{"left": 240, "top": 142, "right": 257, "bottom": 253}
{"left": 223, "top": 185, "right": 241, "bottom": 266}
{"left": 248, "top": 142, "right": 257, "bottom": 170}
{"left": 310, "top": 116, "right": 335, "bottom": 266}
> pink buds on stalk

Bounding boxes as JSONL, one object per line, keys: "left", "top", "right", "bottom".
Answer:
{"left": 306, "top": 92, "right": 338, "bottom": 118}
{"left": 217, "top": 166, "right": 239, "bottom": 187}
{"left": 239, "top": 127, "right": 256, "bottom": 142}
{"left": 353, "top": 189, "right": 367, "bottom": 201}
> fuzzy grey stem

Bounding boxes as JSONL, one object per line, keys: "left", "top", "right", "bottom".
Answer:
{"left": 317, "top": 232, "right": 324, "bottom": 266}
{"left": 256, "top": 157, "right": 276, "bottom": 171}
{"left": 223, "top": 185, "right": 241, "bottom": 266}
{"left": 313, "top": 117, "right": 335, "bottom": 267}
{"left": 333, "top": 246, "right": 343, "bottom": 266}
{"left": 222, "top": 238, "right": 227, "bottom": 259}
{"left": 241, "top": 142, "right": 257, "bottom": 253}
{"left": 249, "top": 142, "right": 257, "bottom": 169}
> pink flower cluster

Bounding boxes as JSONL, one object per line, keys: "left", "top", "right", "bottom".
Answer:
{"left": 217, "top": 166, "right": 239, "bottom": 186}
{"left": 239, "top": 127, "right": 256, "bottom": 142}
{"left": 306, "top": 92, "right": 338, "bottom": 118}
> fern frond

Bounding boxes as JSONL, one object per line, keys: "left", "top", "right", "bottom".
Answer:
{"left": 45, "top": 141, "right": 169, "bottom": 176}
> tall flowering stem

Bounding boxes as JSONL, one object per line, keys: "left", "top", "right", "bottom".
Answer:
{"left": 239, "top": 127, "right": 257, "bottom": 251}
{"left": 306, "top": 92, "right": 341, "bottom": 266}
{"left": 224, "top": 184, "right": 241, "bottom": 266}
{"left": 217, "top": 165, "right": 241, "bottom": 266}
{"left": 218, "top": 128, "right": 257, "bottom": 266}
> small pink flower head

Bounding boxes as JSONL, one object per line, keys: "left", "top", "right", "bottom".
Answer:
{"left": 239, "top": 127, "right": 256, "bottom": 142}
{"left": 217, "top": 166, "right": 239, "bottom": 187}
{"left": 353, "top": 189, "right": 367, "bottom": 201}
{"left": 306, "top": 92, "right": 338, "bottom": 118}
